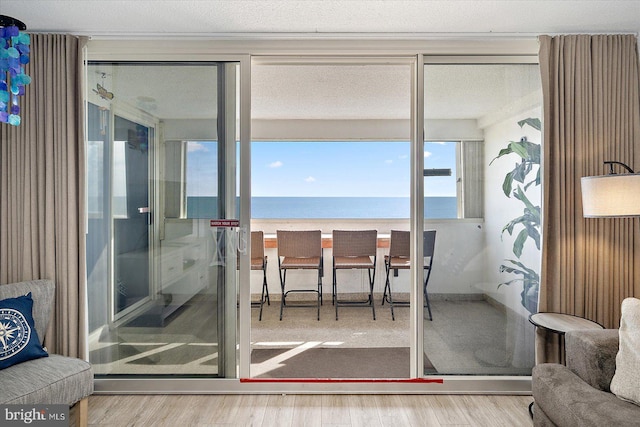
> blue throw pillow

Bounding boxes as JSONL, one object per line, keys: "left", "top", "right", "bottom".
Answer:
{"left": 0, "top": 292, "right": 48, "bottom": 369}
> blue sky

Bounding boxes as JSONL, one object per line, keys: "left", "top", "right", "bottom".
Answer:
{"left": 187, "top": 141, "right": 457, "bottom": 198}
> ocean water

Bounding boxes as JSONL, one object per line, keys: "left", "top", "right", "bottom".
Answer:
{"left": 187, "top": 196, "right": 457, "bottom": 219}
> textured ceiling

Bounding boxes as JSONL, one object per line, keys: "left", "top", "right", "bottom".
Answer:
{"left": 2, "top": 0, "right": 639, "bottom": 35}
{"left": 13, "top": 1, "right": 634, "bottom": 121}
{"left": 88, "top": 62, "right": 540, "bottom": 121}
{"left": 88, "top": 63, "right": 220, "bottom": 120}
{"left": 252, "top": 64, "right": 412, "bottom": 120}
{"left": 253, "top": 63, "right": 541, "bottom": 121}
{"left": 424, "top": 63, "right": 541, "bottom": 120}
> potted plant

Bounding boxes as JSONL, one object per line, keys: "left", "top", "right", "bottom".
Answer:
{"left": 490, "top": 118, "right": 541, "bottom": 314}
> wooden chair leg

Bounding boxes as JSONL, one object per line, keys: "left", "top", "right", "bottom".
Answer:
{"left": 76, "top": 397, "right": 89, "bottom": 427}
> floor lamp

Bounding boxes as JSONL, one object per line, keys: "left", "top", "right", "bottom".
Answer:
{"left": 581, "top": 161, "right": 640, "bottom": 218}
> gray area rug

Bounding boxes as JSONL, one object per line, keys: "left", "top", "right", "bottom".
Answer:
{"left": 251, "top": 347, "right": 437, "bottom": 378}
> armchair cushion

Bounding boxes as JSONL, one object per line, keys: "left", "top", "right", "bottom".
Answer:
{"left": 0, "top": 293, "right": 48, "bottom": 370}
{"left": 565, "top": 328, "right": 619, "bottom": 391}
{"left": 610, "top": 297, "right": 640, "bottom": 406}
{"left": 0, "top": 279, "right": 93, "bottom": 427}
{"left": 0, "top": 280, "right": 54, "bottom": 346}
{"left": 533, "top": 363, "right": 640, "bottom": 427}
{"left": 0, "top": 354, "right": 92, "bottom": 405}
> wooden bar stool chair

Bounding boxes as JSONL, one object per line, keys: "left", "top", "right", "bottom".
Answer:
{"left": 332, "top": 229, "right": 377, "bottom": 320}
{"left": 276, "top": 230, "right": 323, "bottom": 320}
{"left": 250, "top": 231, "right": 270, "bottom": 320}
{"left": 382, "top": 230, "right": 436, "bottom": 321}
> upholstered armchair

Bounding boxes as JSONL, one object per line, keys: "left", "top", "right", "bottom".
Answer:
{"left": 532, "top": 328, "right": 639, "bottom": 426}
{"left": 0, "top": 279, "right": 93, "bottom": 427}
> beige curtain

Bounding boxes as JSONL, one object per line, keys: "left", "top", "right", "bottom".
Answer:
{"left": 538, "top": 34, "right": 640, "bottom": 363}
{"left": 0, "top": 34, "right": 88, "bottom": 358}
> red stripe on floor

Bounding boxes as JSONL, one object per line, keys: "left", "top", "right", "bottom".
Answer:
{"left": 240, "top": 378, "right": 444, "bottom": 384}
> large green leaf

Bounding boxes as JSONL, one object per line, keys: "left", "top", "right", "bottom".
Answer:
{"left": 524, "top": 222, "right": 541, "bottom": 250}
{"left": 509, "top": 141, "right": 530, "bottom": 159}
{"left": 512, "top": 161, "right": 529, "bottom": 184}
{"left": 518, "top": 118, "right": 542, "bottom": 131}
{"left": 499, "top": 259, "right": 539, "bottom": 280}
{"left": 501, "top": 188, "right": 541, "bottom": 252}
{"left": 502, "top": 171, "right": 514, "bottom": 197}
{"left": 502, "top": 213, "right": 526, "bottom": 236}
{"left": 514, "top": 187, "right": 540, "bottom": 219}
{"left": 490, "top": 139, "right": 539, "bottom": 165}
{"left": 512, "top": 229, "right": 529, "bottom": 257}
{"left": 524, "top": 168, "right": 540, "bottom": 191}
{"left": 493, "top": 139, "right": 540, "bottom": 198}
{"left": 498, "top": 259, "right": 540, "bottom": 313}
{"left": 501, "top": 212, "right": 540, "bottom": 255}
{"left": 509, "top": 139, "right": 540, "bottom": 162}
{"left": 506, "top": 259, "right": 538, "bottom": 276}
{"left": 490, "top": 146, "right": 515, "bottom": 165}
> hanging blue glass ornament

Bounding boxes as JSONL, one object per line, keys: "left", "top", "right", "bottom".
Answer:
{"left": 8, "top": 114, "right": 20, "bottom": 125}
{"left": 0, "top": 15, "right": 30, "bottom": 125}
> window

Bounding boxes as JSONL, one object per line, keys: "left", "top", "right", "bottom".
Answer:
{"left": 112, "top": 140, "right": 128, "bottom": 218}
{"left": 251, "top": 141, "right": 411, "bottom": 218}
{"left": 424, "top": 140, "right": 458, "bottom": 219}
{"left": 247, "top": 140, "right": 471, "bottom": 219}
{"left": 87, "top": 140, "right": 105, "bottom": 217}
{"left": 185, "top": 140, "right": 218, "bottom": 218}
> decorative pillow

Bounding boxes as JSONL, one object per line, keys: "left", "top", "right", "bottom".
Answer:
{"left": 0, "top": 292, "right": 48, "bottom": 370}
{"left": 610, "top": 297, "right": 640, "bottom": 406}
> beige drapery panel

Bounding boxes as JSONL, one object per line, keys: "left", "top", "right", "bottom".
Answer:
{"left": 538, "top": 34, "right": 640, "bottom": 363}
{"left": 0, "top": 34, "right": 88, "bottom": 358}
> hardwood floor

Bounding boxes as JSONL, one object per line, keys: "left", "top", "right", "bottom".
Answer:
{"left": 72, "top": 394, "right": 533, "bottom": 426}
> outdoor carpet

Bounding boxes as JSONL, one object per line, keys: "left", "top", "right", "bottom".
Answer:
{"left": 251, "top": 347, "right": 437, "bottom": 378}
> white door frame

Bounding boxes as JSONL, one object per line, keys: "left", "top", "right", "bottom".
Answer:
{"left": 87, "top": 38, "right": 536, "bottom": 394}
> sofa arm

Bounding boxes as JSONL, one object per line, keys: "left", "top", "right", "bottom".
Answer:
{"left": 533, "top": 363, "right": 640, "bottom": 427}
{"left": 565, "top": 329, "right": 618, "bottom": 391}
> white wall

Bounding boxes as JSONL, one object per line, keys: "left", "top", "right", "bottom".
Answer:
{"left": 162, "top": 118, "right": 483, "bottom": 142}
{"left": 120, "top": 118, "right": 484, "bottom": 141}
{"left": 250, "top": 218, "right": 485, "bottom": 298}
{"left": 163, "top": 119, "right": 218, "bottom": 141}
{"left": 253, "top": 119, "right": 483, "bottom": 141}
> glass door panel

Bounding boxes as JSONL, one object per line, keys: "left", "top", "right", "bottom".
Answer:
{"left": 113, "top": 115, "right": 151, "bottom": 315}
{"left": 422, "top": 62, "right": 541, "bottom": 376}
{"left": 249, "top": 59, "right": 412, "bottom": 379}
{"left": 86, "top": 61, "right": 240, "bottom": 377}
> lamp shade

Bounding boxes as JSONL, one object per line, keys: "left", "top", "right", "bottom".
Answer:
{"left": 581, "top": 174, "right": 640, "bottom": 217}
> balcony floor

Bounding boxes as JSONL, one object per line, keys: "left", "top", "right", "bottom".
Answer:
{"left": 89, "top": 291, "right": 534, "bottom": 377}
{"left": 252, "top": 294, "right": 534, "bottom": 377}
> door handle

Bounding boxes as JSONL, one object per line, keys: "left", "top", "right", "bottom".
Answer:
{"left": 137, "top": 207, "right": 151, "bottom": 225}
{"left": 238, "top": 226, "right": 247, "bottom": 254}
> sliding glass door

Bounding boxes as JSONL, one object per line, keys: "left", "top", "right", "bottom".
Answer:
{"left": 422, "top": 59, "right": 542, "bottom": 376}
{"left": 84, "top": 40, "right": 541, "bottom": 393}
{"left": 248, "top": 58, "right": 414, "bottom": 380}
{"left": 86, "top": 61, "right": 242, "bottom": 377}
